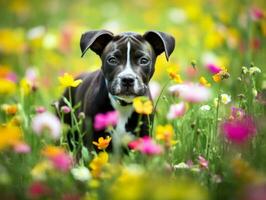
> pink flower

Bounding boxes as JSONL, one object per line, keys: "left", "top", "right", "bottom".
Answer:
{"left": 167, "top": 102, "right": 187, "bottom": 119}
{"left": 149, "top": 81, "right": 161, "bottom": 99}
{"left": 169, "top": 83, "right": 211, "bottom": 103}
{"left": 13, "top": 142, "right": 31, "bottom": 154}
{"left": 32, "top": 112, "right": 61, "bottom": 139}
{"left": 198, "top": 155, "right": 208, "bottom": 170}
{"left": 28, "top": 181, "right": 51, "bottom": 199}
{"left": 94, "top": 111, "right": 119, "bottom": 131}
{"left": 250, "top": 7, "right": 264, "bottom": 21}
{"left": 128, "top": 136, "right": 163, "bottom": 155}
{"left": 206, "top": 63, "right": 222, "bottom": 74}
{"left": 35, "top": 106, "right": 46, "bottom": 114}
{"left": 6, "top": 72, "right": 17, "bottom": 82}
{"left": 50, "top": 153, "right": 72, "bottom": 172}
{"left": 221, "top": 116, "right": 256, "bottom": 144}
{"left": 61, "top": 105, "right": 71, "bottom": 114}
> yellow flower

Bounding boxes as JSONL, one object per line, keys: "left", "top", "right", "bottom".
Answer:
{"left": 20, "top": 78, "right": 31, "bottom": 96}
{"left": 155, "top": 124, "right": 177, "bottom": 147}
{"left": 0, "top": 28, "right": 24, "bottom": 54}
{"left": 42, "top": 145, "right": 65, "bottom": 158}
{"left": 212, "top": 66, "right": 230, "bottom": 83}
{"left": 93, "top": 136, "right": 112, "bottom": 150}
{"left": 133, "top": 97, "right": 153, "bottom": 115}
{"left": 0, "top": 78, "right": 16, "bottom": 95}
{"left": 199, "top": 76, "right": 211, "bottom": 87}
{"left": 167, "top": 66, "right": 183, "bottom": 83}
{"left": 0, "top": 125, "right": 22, "bottom": 150}
{"left": 89, "top": 152, "right": 109, "bottom": 178}
{"left": 1, "top": 104, "right": 18, "bottom": 115}
{"left": 31, "top": 160, "right": 52, "bottom": 180}
{"left": 58, "top": 73, "right": 82, "bottom": 88}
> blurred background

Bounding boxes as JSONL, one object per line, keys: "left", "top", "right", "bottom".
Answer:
{"left": 0, "top": 0, "right": 265, "bottom": 100}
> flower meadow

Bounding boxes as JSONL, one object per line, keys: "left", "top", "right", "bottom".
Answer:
{"left": 0, "top": 0, "right": 266, "bottom": 200}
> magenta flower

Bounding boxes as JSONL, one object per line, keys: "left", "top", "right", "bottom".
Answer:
{"left": 28, "top": 181, "right": 51, "bottom": 199}
{"left": 94, "top": 111, "right": 119, "bottom": 131}
{"left": 128, "top": 136, "right": 163, "bottom": 155}
{"left": 250, "top": 7, "right": 264, "bottom": 21}
{"left": 221, "top": 116, "right": 256, "bottom": 144}
{"left": 50, "top": 153, "right": 72, "bottom": 172}
{"left": 169, "top": 83, "right": 211, "bottom": 103}
{"left": 61, "top": 105, "right": 71, "bottom": 114}
{"left": 35, "top": 106, "right": 46, "bottom": 114}
{"left": 167, "top": 102, "right": 187, "bottom": 119}
{"left": 206, "top": 63, "right": 222, "bottom": 74}
{"left": 198, "top": 155, "right": 208, "bottom": 170}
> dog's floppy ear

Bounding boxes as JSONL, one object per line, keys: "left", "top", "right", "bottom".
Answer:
{"left": 143, "top": 31, "right": 175, "bottom": 61}
{"left": 80, "top": 30, "right": 114, "bottom": 57}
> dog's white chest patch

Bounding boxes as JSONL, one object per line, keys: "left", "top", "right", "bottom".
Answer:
{"left": 109, "top": 94, "right": 133, "bottom": 136}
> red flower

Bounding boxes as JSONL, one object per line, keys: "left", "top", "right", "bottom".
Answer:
{"left": 28, "top": 181, "right": 51, "bottom": 199}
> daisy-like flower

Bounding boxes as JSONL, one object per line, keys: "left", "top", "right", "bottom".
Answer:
{"left": 133, "top": 96, "right": 153, "bottom": 115}
{"left": 167, "top": 102, "right": 187, "bottom": 119}
{"left": 169, "top": 83, "right": 211, "bottom": 103}
{"left": 94, "top": 111, "right": 119, "bottom": 131}
{"left": 32, "top": 112, "right": 61, "bottom": 139}
{"left": 58, "top": 73, "right": 82, "bottom": 88}
{"left": 221, "top": 94, "right": 231, "bottom": 104}
{"left": 71, "top": 166, "right": 91, "bottom": 182}
{"left": 199, "top": 76, "right": 211, "bottom": 87}
{"left": 92, "top": 136, "right": 112, "bottom": 150}
{"left": 155, "top": 124, "right": 177, "bottom": 147}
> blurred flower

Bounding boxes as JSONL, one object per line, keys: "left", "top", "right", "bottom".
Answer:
{"left": 149, "top": 81, "right": 161, "bottom": 99}
{"left": 155, "top": 124, "right": 177, "bottom": 147}
{"left": 167, "top": 102, "right": 187, "bottom": 119}
{"left": 250, "top": 7, "right": 265, "bottom": 21}
{"left": 89, "top": 152, "right": 109, "bottom": 178}
{"left": 13, "top": 142, "right": 31, "bottom": 154}
{"left": 28, "top": 181, "right": 51, "bottom": 199}
{"left": 242, "top": 66, "right": 249, "bottom": 74}
{"left": 206, "top": 63, "right": 222, "bottom": 74}
{"left": 27, "top": 26, "right": 45, "bottom": 40}
{"left": 94, "top": 111, "right": 118, "bottom": 131}
{"left": 35, "top": 106, "right": 46, "bottom": 114}
{"left": 128, "top": 136, "right": 163, "bottom": 155}
{"left": 212, "top": 66, "right": 230, "bottom": 82}
{"left": 230, "top": 107, "right": 245, "bottom": 120}
{"left": 1, "top": 104, "right": 18, "bottom": 115}
{"left": 32, "top": 112, "right": 61, "bottom": 139}
{"left": 169, "top": 83, "right": 211, "bottom": 103}
{"left": 61, "top": 105, "right": 71, "bottom": 114}
{"left": 42, "top": 146, "right": 72, "bottom": 172}
{"left": 174, "top": 162, "right": 190, "bottom": 169}
{"left": 71, "top": 166, "right": 91, "bottom": 182}
{"left": 200, "top": 105, "right": 211, "bottom": 111}
{"left": 20, "top": 78, "right": 32, "bottom": 95}
{"left": 242, "top": 183, "right": 266, "bottom": 200}
{"left": 93, "top": 136, "right": 112, "bottom": 150}
{"left": 0, "top": 78, "right": 16, "bottom": 95}
{"left": 31, "top": 161, "right": 52, "bottom": 180}
{"left": 221, "top": 94, "right": 231, "bottom": 104}
{"left": 198, "top": 156, "right": 208, "bottom": 170}
{"left": 0, "top": 125, "right": 22, "bottom": 150}
{"left": 199, "top": 76, "right": 211, "bottom": 87}
{"left": 249, "top": 66, "right": 261, "bottom": 75}
{"left": 42, "top": 33, "right": 58, "bottom": 49}
{"left": 221, "top": 116, "right": 256, "bottom": 144}
{"left": 168, "top": 8, "right": 187, "bottom": 24}
{"left": 167, "top": 66, "right": 183, "bottom": 83}
{"left": 133, "top": 97, "right": 153, "bottom": 115}
{"left": 0, "top": 28, "right": 25, "bottom": 54}
{"left": 58, "top": 73, "right": 82, "bottom": 88}
{"left": 0, "top": 65, "right": 17, "bottom": 82}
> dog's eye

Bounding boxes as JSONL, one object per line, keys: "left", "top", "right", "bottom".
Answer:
{"left": 139, "top": 57, "right": 150, "bottom": 65}
{"left": 107, "top": 57, "right": 118, "bottom": 65}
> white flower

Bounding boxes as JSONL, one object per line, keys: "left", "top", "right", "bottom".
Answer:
{"left": 167, "top": 102, "right": 187, "bottom": 119}
{"left": 220, "top": 94, "right": 231, "bottom": 104}
{"left": 27, "top": 26, "right": 45, "bottom": 40}
{"left": 32, "top": 112, "right": 61, "bottom": 139}
{"left": 200, "top": 105, "right": 211, "bottom": 111}
{"left": 174, "top": 162, "right": 189, "bottom": 169}
{"left": 168, "top": 8, "right": 187, "bottom": 24}
{"left": 241, "top": 66, "right": 248, "bottom": 74}
{"left": 71, "top": 166, "right": 91, "bottom": 182}
{"left": 149, "top": 81, "right": 161, "bottom": 100}
{"left": 249, "top": 67, "right": 261, "bottom": 75}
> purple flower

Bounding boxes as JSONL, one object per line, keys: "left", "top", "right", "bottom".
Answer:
{"left": 94, "top": 111, "right": 119, "bottom": 131}
{"left": 206, "top": 63, "right": 222, "bottom": 74}
{"left": 221, "top": 116, "right": 256, "bottom": 144}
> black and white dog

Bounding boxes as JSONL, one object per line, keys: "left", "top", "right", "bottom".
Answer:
{"left": 58, "top": 30, "right": 175, "bottom": 151}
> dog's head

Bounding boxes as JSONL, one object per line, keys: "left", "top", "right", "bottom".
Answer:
{"left": 80, "top": 30, "right": 175, "bottom": 101}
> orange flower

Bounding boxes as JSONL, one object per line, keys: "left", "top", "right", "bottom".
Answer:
{"left": 0, "top": 125, "right": 22, "bottom": 150}
{"left": 93, "top": 136, "right": 112, "bottom": 150}
{"left": 167, "top": 67, "right": 183, "bottom": 83}
{"left": 42, "top": 145, "right": 65, "bottom": 158}
{"left": 1, "top": 104, "right": 18, "bottom": 115}
{"left": 133, "top": 97, "right": 153, "bottom": 115}
{"left": 212, "top": 66, "right": 230, "bottom": 83}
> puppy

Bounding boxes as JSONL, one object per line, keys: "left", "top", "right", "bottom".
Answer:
{"left": 58, "top": 30, "right": 175, "bottom": 151}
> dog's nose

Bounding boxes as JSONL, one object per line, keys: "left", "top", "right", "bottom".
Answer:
{"left": 121, "top": 76, "right": 135, "bottom": 87}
